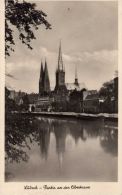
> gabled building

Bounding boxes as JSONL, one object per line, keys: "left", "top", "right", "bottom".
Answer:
{"left": 66, "top": 65, "right": 86, "bottom": 93}
{"left": 66, "top": 65, "right": 86, "bottom": 112}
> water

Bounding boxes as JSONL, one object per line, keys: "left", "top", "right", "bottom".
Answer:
{"left": 5, "top": 115, "right": 118, "bottom": 182}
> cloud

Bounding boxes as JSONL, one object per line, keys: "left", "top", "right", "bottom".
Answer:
{"left": 5, "top": 73, "right": 17, "bottom": 79}
{"left": 63, "top": 54, "right": 75, "bottom": 62}
{"left": 70, "top": 50, "right": 117, "bottom": 63}
{"left": 6, "top": 46, "right": 117, "bottom": 93}
{"left": 63, "top": 49, "right": 118, "bottom": 89}
{"left": 5, "top": 1, "right": 117, "bottom": 92}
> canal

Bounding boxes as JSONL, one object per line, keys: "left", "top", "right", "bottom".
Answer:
{"left": 5, "top": 115, "right": 118, "bottom": 182}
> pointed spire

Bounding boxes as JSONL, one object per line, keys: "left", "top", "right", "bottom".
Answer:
{"left": 43, "top": 58, "right": 50, "bottom": 93}
{"left": 75, "top": 64, "right": 78, "bottom": 80}
{"left": 58, "top": 40, "right": 64, "bottom": 71}
{"left": 39, "top": 60, "right": 44, "bottom": 94}
{"left": 44, "top": 58, "right": 48, "bottom": 76}
{"left": 45, "top": 58, "right": 47, "bottom": 69}
{"left": 41, "top": 60, "right": 43, "bottom": 71}
{"left": 74, "top": 64, "right": 79, "bottom": 86}
{"left": 39, "top": 61, "right": 44, "bottom": 81}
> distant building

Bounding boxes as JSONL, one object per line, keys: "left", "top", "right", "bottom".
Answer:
{"left": 68, "top": 89, "right": 86, "bottom": 112}
{"left": 35, "top": 96, "right": 53, "bottom": 112}
{"left": 66, "top": 65, "right": 86, "bottom": 93}
{"left": 83, "top": 90, "right": 100, "bottom": 113}
{"left": 83, "top": 90, "right": 97, "bottom": 100}
{"left": 66, "top": 83, "right": 86, "bottom": 92}
{"left": 28, "top": 93, "right": 38, "bottom": 112}
{"left": 37, "top": 41, "right": 87, "bottom": 112}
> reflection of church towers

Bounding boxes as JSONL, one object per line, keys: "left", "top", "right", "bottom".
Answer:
{"left": 39, "top": 59, "right": 50, "bottom": 95}
{"left": 55, "top": 41, "right": 67, "bottom": 92}
{"left": 53, "top": 121, "right": 67, "bottom": 168}
{"left": 38, "top": 119, "right": 50, "bottom": 160}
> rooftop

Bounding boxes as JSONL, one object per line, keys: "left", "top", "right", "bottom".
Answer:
{"left": 66, "top": 83, "right": 86, "bottom": 91}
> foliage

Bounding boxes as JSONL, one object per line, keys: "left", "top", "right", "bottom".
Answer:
{"left": 5, "top": 114, "right": 35, "bottom": 164}
{"left": 5, "top": 87, "right": 17, "bottom": 112}
{"left": 99, "top": 78, "right": 118, "bottom": 113}
{"left": 100, "top": 128, "right": 118, "bottom": 156}
{"left": 99, "top": 81, "right": 114, "bottom": 99}
{"left": 5, "top": 0, "right": 51, "bottom": 56}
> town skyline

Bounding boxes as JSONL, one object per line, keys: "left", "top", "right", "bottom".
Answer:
{"left": 6, "top": 1, "right": 118, "bottom": 93}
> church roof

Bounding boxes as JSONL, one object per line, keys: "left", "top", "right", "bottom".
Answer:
{"left": 85, "top": 93, "right": 99, "bottom": 100}
{"left": 66, "top": 83, "right": 86, "bottom": 91}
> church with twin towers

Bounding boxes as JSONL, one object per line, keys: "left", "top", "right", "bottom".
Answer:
{"left": 39, "top": 42, "right": 86, "bottom": 97}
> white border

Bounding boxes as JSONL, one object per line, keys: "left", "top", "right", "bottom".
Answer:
{"left": 0, "top": 0, "right": 122, "bottom": 195}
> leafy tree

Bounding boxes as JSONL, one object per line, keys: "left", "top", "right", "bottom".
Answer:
{"left": 99, "top": 79, "right": 118, "bottom": 113}
{"left": 99, "top": 81, "right": 114, "bottom": 99}
{"left": 5, "top": 87, "right": 17, "bottom": 112}
{"left": 5, "top": 0, "right": 51, "bottom": 56}
{"left": 5, "top": 114, "right": 35, "bottom": 166}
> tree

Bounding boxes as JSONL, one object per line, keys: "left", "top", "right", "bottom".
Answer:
{"left": 99, "top": 79, "right": 117, "bottom": 113}
{"left": 5, "top": 0, "right": 51, "bottom": 56}
{"left": 5, "top": 87, "right": 17, "bottom": 112}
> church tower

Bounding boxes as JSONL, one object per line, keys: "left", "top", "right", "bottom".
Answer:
{"left": 43, "top": 59, "right": 50, "bottom": 94}
{"left": 39, "top": 59, "right": 50, "bottom": 95}
{"left": 74, "top": 65, "right": 79, "bottom": 86}
{"left": 39, "top": 61, "right": 44, "bottom": 95}
{"left": 55, "top": 41, "right": 67, "bottom": 92}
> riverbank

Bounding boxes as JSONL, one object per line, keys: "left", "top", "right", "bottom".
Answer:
{"left": 12, "top": 111, "right": 118, "bottom": 121}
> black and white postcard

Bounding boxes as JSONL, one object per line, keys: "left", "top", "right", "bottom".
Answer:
{"left": 0, "top": 0, "right": 122, "bottom": 195}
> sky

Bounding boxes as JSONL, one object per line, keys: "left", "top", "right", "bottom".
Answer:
{"left": 6, "top": 1, "right": 118, "bottom": 93}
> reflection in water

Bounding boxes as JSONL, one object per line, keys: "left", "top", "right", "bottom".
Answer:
{"left": 100, "top": 128, "right": 118, "bottom": 155}
{"left": 5, "top": 114, "right": 33, "bottom": 164}
{"left": 5, "top": 115, "right": 118, "bottom": 181}
{"left": 37, "top": 120, "right": 50, "bottom": 160}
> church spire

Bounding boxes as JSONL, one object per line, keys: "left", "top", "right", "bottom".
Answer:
{"left": 75, "top": 64, "right": 78, "bottom": 80}
{"left": 40, "top": 61, "right": 43, "bottom": 79}
{"left": 58, "top": 40, "right": 64, "bottom": 71}
{"left": 55, "top": 42, "right": 67, "bottom": 92}
{"left": 74, "top": 65, "right": 79, "bottom": 86}
{"left": 39, "top": 61, "right": 44, "bottom": 94}
{"left": 43, "top": 58, "right": 50, "bottom": 93}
